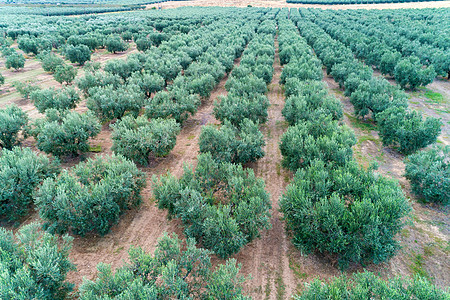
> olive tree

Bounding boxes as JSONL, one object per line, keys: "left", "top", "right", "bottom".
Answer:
{"left": 0, "top": 105, "right": 29, "bottom": 150}
{"left": 405, "top": 145, "right": 449, "bottom": 205}
{"left": 153, "top": 153, "right": 271, "bottom": 258}
{"left": 111, "top": 115, "right": 180, "bottom": 166}
{"left": 199, "top": 119, "right": 265, "bottom": 164}
{"left": 30, "top": 87, "right": 80, "bottom": 113}
{"left": 79, "top": 233, "right": 250, "bottom": 299}
{"left": 32, "top": 110, "right": 101, "bottom": 157}
{"left": 0, "top": 147, "right": 59, "bottom": 221}
{"left": 0, "top": 223, "right": 75, "bottom": 300}
{"left": 54, "top": 64, "right": 77, "bottom": 85}
{"left": 65, "top": 44, "right": 91, "bottom": 66}
{"left": 36, "top": 154, "right": 146, "bottom": 236}
{"left": 280, "top": 159, "right": 411, "bottom": 269}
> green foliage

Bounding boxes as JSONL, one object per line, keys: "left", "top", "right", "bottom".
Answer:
{"left": 0, "top": 147, "right": 59, "bottom": 222}
{"left": 0, "top": 223, "right": 75, "bottom": 300}
{"left": 30, "top": 87, "right": 80, "bottom": 113}
{"left": 40, "top": 52, "right": 64, "bottom": 73}
{"left": 280, "top": 57, "right": 323, "bottom": 84}
{"left": 282, "top": 80, "right": 343, "bottom": 124}
{"left": 224, "top": 74, "right": 267, "bottom": 97}
{"left": 0, "top": 74, "right": 4, "bottom": 86}
{"left": 295, "top": 271, "right": 449, "bottom": 299}
{"left": 199, "top": 119, "right": 265, "bottom": 164}
{"left": 0, "top": 105, "right": 29, "bottom": 150}
{"left": 405, "top": 145, "right": 449, "bottom": 205}
{"left": 65, "top": 44, "right": 91, "bottom": 66}
{"left": 394, "top": 56, "right": 437, "bottom": 90}
{"left": 145, "top": 89, "right": 200, "bottom": 124}
{"left": 128, "top": 71, "right": 165, "bottom": 98}
{"left": 153, "top": 153, "right": 271, "bottom": 258}
{"left": 104, "top": 58, "right": 140, "bottom": 81}
{"left": 17, "top": 35, "right": 38, "bottom": 55}
{"left": 105, "top": 35, "right": 128, "bottom": 54}
{"left": 79, "top": 233, "right": 250, "bottom": 299}
{"left": 12, "top": 80, "right": 40, "bottom": 100}
{"left": 32, "top": 110, "right": 101, "bottom": 157}
{"left": 214, "top": 93, "right": 269, "bottom": 127}
{"left": 377, "top": 106, "right": 442, "bottom": 154}
{"left": 5, "top": 53, "right": 25, "bottom": 70}
{"left": 87, "top": 84, "right": 145, "bottom": 122}
{"left": 35, "top": 154, "right": 146, "bottom": 236}
{"left": 111, "top": 115, "right": 180, "bottom": 166}
{"left": 279, "top": 116, "right": 356, "bottom": 172}
{"left": 76, "top": 70, "right": 122, "bottom": 97}
{"left": 380, "top": 50, "right": 401, "bottom": 76}
{"left": 280, "top": 159, "right": 411, "bottom": 268}
{"left": 54, "top": 64, "right": 77, "bottom": 85}
{"left": 350, "top": 77, "right": 409, "bottom": 120}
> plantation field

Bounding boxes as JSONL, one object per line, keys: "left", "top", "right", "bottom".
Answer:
{"left": 0, "top": 6, "right": 448, "bottom": 299}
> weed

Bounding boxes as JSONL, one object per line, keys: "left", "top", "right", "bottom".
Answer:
{"left": 275, "top": 272, "right": 286, "bottom": 300}
{"left": 89, "top": 145, "right": 102, "bottom": 153}
{"left": 187, "top": 135, "right": 195, "bottom": 140}
{"left": 344, "top": 113, "right": 376, "bottom": 132}
{"left": 424, "top": 90, "right": 444, "bottom": 104}
{"left": 408, "top": 252, "right": 430, "bottom": 279}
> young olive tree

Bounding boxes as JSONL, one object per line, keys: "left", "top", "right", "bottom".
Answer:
{"left": 35, "top": 154, "right": 146, "bottom": 236}
{"left": 111, "top": 115, "right": 180, "bottom": 166}
{"left": 199, "top": 119, "right": 265, "bottom": 164}
{"left": 79, "top": 233, "right": 250, "bottom": 299}
{"left": 32, "top": 110, "right": 101, "bottom": 158}
{"left": 0, "top": 223, "right": 75, "bottom": 300}
{"left": 405, "top": 145, "right": 449, "bottom": 205}
{"left": 153, "top": 153, "right": 271, "bottom": 258}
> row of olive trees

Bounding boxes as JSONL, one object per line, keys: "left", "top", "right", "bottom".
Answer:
{"left": 153, "top": 19, "right": 276, "bottom": 259}
{"left": 292, "top": 11, "right": 441, "bottom": 155}
{"left": 276, "top": 16, "right": 411, "bottom": 270}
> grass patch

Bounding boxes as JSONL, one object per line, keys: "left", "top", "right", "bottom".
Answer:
{"left": 401, "top": 229, "right": 410, "bottom": 238}
{"left": 113, "top": 246, "right": 124, "bottom": 254}
{"left": 264, "top": 275, "right": 271, "bottom": 300}
{"left": 408, "top": 252, "right": 430, "bottom": 279}
{"left": 424, "top": 90, "right": 444, "bottom": 104}
{"left": 89, "top": 145, "right": 102, "bottom": 153}
{"left": 275, "top": 272, "right": 286, "bottom": 300}
{"left": 344, "top": 113, "right": 376, "bottom": 132}
{"left": 357, "top": 135, "right": 381, "bottom": 146}
{"left": 187, "top": 135, "right": 195, "bottom": 140}
{"left": 289, "top": 255, "right": 308, "bottom": 280}
{"left": 276, "top": 120, "right": 289, "bottom": 130}
{"left": 276, "top": 162, "right": 282, "bottom": 177}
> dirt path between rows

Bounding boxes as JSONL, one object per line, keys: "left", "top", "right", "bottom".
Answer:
{"left": 232, "top": 36, "right": 299, "bottom": 299}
